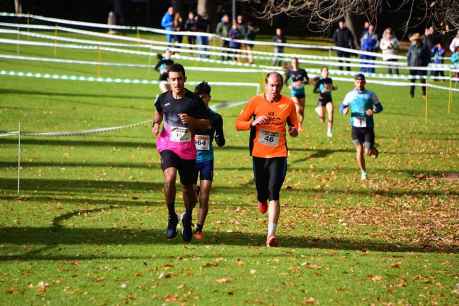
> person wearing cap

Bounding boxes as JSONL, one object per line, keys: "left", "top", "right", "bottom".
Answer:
{"left": 340, "top": 73, "right": 383, "bottom": 181}
{"left": 407, "top": 32, "right": 431, "bottom": 98}
{"left": 192, "top": 82, "right": 225, "bottom": 240}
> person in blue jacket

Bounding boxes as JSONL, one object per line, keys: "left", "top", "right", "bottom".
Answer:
{"left": 340, "top": 73, "right": 383, "bottom": 181}
{"left": 360, "top": 24, "right": 379, "bottom": 73}
{"left": 161, "top": 6, "right": 175, "bottom": 45}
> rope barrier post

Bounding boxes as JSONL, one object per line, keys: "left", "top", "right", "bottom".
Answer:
{"left": 425, "top": 75, "right": 428, "bottom": 124}
{"left": 16, "top": 26, "right": 20, "bottom": 55}
{"left": 96, "top": 46, "right": 101, "bottom": 77}
{"left": 448, "top": 70, "right": 453, "bottom": 114}
{"left": 54, "top": 24, "right": 58, "bottom": 57}
{"left": 17, "top": 121, "right": 21, "bottom": 194}
{"left": 147, "top": 46, "right": 152, "bottom": 72}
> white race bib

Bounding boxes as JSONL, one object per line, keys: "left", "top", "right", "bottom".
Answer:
{"left": 258, "top": 129, "right": 280, "bottom": 147}
{"left": 170, "top": 127, "right": 191, "bottom": 142}
{"left": 352, "top": 117, "right": 367, "bottom": 128}
{"left": 194, "top": 134, "right": 210, "bottom": 151}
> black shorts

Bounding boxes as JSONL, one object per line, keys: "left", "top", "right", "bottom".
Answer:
{"left": 317, "top": 94, "right": 332, "bottom": 107}
{"left": 160, "top": 150, "right": 195, "bottom": 185}
{"left": 351, "top": 127, "right": 375, "bottom": 149}
{"left": 252, "top": 157, "right": 287, "bottom": 202}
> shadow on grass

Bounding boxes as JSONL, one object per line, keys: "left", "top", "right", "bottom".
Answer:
{"left": 1, "top": 178, "right": 457, "bottom": 197}
{"left": 0, "top": 139, "right": 452, "bottom": 156}
{"left": 0, "top": 161, "right": 159, "bottom": 169}
{"left": 0, "top": 226, "right": 456, "bottom": 261}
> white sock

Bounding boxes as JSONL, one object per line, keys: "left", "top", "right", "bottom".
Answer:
{"left": 268, "top": 223, "right": 277, "bottom": 237}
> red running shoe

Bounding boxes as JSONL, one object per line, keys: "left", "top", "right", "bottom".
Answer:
{"left": 193, "top": 230, "right": 204, "bottom": 240}
{"left": 258, "top": 201, "right": 268, "bottom": 214}
{"left": 266, "top": 235, "right": 279, "bottom": 247}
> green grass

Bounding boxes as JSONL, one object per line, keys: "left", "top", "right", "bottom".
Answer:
{"left": 0, "top": 30, "right": 458, "bottom": 305}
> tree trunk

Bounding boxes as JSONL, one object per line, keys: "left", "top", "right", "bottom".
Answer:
{"left": 345, "top": 13, "right": 360, "bottom": 49}
{"left": 197, "top": 0, "right": 217, "bottom": 31}
{"left": 14, "top": 0, "right": 22, "bottom": 14}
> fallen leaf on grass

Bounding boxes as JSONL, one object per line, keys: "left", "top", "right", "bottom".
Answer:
{"left": 164, "top": 294, "right": 177, "bottom": 302}
{"left": 301, "top": 262, "right": 321, "bottom": 270}
{"left": 6, "top": 287, "right": 18, "bottom": 294}
{"left": 216, "top": 277, "right": 231, "bottom": 284}
{"left": 36, "top": 281, "right": 49, "bottom": 295}
{"left": 390, "top": 262, "right": 401, "bottom": 269}
{"left": 368, "top": 275, "right": 384, "bottom": 281}
{"left": 304, "top": 297, "right": 316, "bottom": 304}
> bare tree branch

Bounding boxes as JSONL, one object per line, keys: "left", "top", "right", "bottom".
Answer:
{"left": 239, "top": 0, "right": 459, "bottom": 32}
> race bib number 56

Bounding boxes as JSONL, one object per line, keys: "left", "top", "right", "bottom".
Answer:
{"left": 170, "top": 127, "right": 191, "bottom": 142}
{"left": 258, "top": 129, "right": 280, "bottom": 147}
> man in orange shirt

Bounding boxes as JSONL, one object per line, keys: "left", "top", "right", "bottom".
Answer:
{"left": 236, "top": 72, "right": 299, "bottom": 247}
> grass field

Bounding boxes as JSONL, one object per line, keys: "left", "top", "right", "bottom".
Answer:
{"left": 0, "top": 29, "right": 458, "bottom": 305}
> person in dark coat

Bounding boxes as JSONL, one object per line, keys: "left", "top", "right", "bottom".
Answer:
{"left": 407, "top": 33, "right": 431, "bottom": 98}
{"left": 332, "top": 20, "right": 356, "bottom": 71}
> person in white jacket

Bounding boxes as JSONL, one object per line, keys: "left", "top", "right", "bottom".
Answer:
{"left": 449, "top": 30, "right": 459, "bottom": 53}
{"left": 379, "top": 28, "right": 400, "bottom": 75}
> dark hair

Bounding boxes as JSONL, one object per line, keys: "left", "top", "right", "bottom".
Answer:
{"left": 167, "top": 63, "right": 186, "bottom": 78}
{"left": 265, "top": 71, "right": 284, "bottom": 84}
{"left": 354, "top": 73, "right": 366, "bottom": 81}
{"left": 194, "top": 81, "right": 211, "bottom": 96}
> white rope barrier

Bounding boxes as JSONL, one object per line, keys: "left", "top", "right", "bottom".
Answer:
{"left": 2, "top": 26, "right": 458, "bottom": 76}
{"left": 0, "top": 11, "right": 409, "bottom": 59}
{"left": 2, "top": 53, "right": 459, "bottom": 83}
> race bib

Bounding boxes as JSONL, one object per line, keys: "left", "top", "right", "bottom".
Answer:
{"left": 258, "top": 129, "right": 280, "bottom": 147}
{"left": 194, "top": 134, "right": 210, "bottom": 151}
{"left": 352, "top": 117, "right": 367, "bottom": 128}
{"left": 170, "top": 127, "right": 191, "bottom": 142}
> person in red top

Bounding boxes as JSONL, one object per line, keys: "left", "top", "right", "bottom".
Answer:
{"left": 236, "top": 72, "right": 299, "bottom": 247}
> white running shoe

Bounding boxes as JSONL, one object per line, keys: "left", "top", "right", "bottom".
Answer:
{"left": 327, "top": 128, "right": 333, "bottom": 138}
{"left": 361, "top": 171, "right": 368, "bottom": 181}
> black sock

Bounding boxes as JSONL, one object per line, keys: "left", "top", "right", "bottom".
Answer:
{"left": 195, "top": 224, "right": 203, "bottom": 232}
{"left": 167, "top": 203, "right": 176, "bottom": 218}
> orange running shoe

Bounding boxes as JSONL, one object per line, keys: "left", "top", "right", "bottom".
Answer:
{"left": 258, "top": 201, "right": 268, "bottom": 214}
{"left": 266, "top": 235, "right": 279, "bottom": 247}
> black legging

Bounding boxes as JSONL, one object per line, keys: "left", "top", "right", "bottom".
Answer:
{"left": 410, "top": 69, "right": 427, "bottom": 96}
{"left": 252, "top": 157, "right": 287, "bottom": 202}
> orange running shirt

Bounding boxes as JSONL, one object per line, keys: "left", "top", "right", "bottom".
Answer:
{"left": 236, "top": 95, "right": 299, "bottom": 158}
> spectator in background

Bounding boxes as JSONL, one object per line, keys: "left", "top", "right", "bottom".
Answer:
{"left": 272, "top": 28, "right": 286, "bottom": 66}
{"left": 196, "top": 14, "right": 209, "bottom": 58}
{"left": 407, "top": 33, "right": 431, "bottom": 98}
{"left": 360, "top": 24, "right": 379, "bottom": 73}
{"left": 451, "top": 46, "right": 459, "bottom": 80}
{"left": 228, "top": 20, "right": 242, "bottom": 62}
{"left": 154, "top": 49, "right": 174, "bottom": 93}
{"left": 449, "top": 30, "right": 459, "bottom": 53}
{"left": 423, "top": 26, "right": 434, "bottom": 51}
{"left": 237, "top": 15, "right": 248, "bottom": 63}
{"left": 245, "top": 20, "right": 259, "bottom": 64}
{"left": 216, "top": 14, "right": 231, "bottom": 61}
{"left": 332, "top": 20, "right": 355, "bottom": 71}
{"left": 379, "top": 27, "right": 400, "bottom": 75}
{"left": 173, "top": 12, "right": 184, "bottom": 45}
{"left": 161, "top": 6, "right": 175, "bottom": 45}
{"left": 184, "top": 11, "right": 198, "bottom": 46}
{"left": 431, "top": 42, "right": 445, "bottom": 79}
{"left": 361, "top": 21, "right": 370, "bottom": 38}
